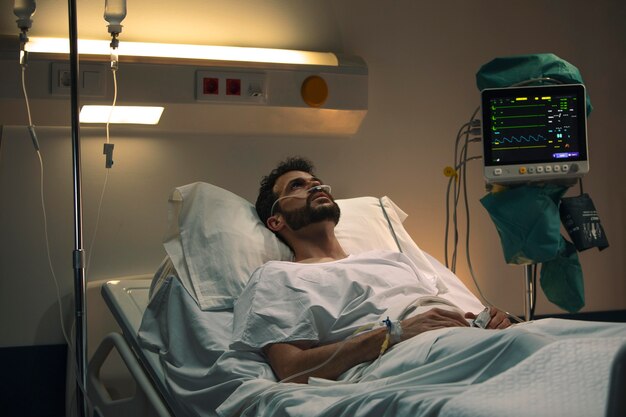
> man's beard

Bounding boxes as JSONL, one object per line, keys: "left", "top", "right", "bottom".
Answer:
{"left": 281, "top": 197, "right": 341, "bottom": 231}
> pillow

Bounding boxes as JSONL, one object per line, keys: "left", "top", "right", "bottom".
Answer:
{"left": 163, "top": 182, "right": 445, "bottom": 311}
{"left": 163, "top": 182, "right": 292, "bottom": 311}
{"left": 334, "top": 196, "right": 440, "bottom": 288}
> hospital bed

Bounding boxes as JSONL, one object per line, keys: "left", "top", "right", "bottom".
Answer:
{"left": 87, "top": 182, "right": 626, "bottom": 417}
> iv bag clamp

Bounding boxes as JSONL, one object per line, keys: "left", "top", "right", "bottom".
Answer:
{"left": 103, "top": 143, "right": 115, "bottom": 168}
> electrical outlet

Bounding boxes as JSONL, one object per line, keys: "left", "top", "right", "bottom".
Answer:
{"left": 50, "top": 62, "right": 107, "bottom": 97}
{"left": 203, "top": 77, "right": 219, "bottom": 95}
{"left": 226, "top": 78, "right": 241, "bottom": 96}
{"left": 196, "top": 70, "right": 267, "bottom": 104}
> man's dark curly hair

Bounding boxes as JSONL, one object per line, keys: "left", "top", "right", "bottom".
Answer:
{"left": 256, "top": 156, "right": 315, "bottom": 227}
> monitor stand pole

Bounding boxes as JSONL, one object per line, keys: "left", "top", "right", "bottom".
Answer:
{"left": 523, "top": 264, "right": 534, "bottom": 321}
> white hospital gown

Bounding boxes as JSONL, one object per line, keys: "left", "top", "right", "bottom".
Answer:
{"left": 230, "top": 250, "right": 452, "bottom": 351}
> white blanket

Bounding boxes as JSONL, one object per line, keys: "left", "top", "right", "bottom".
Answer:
{"left": 440, "top": 337, "right": 623, "bottom": 417}
{"left": 218, "top": 320, "right": 626, "bottom": 417}
{"left": 140, "top": 264, "right": 626, "bottom": 417}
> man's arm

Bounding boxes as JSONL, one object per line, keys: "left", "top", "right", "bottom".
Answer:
{"left": 264, "top": 308, "right": 471, "bottom": 383}
{"left": 264, "top": 327, "right": 388, "bottom": 383}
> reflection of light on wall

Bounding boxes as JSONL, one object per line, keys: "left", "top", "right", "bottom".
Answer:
{"left": 17, "top": 0, "right": 340, "bottom": 51}
{"left": 27, "top": 37, "right": 339, "bottom": 66}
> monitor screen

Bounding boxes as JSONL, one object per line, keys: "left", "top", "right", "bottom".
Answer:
{"left": 481, "top": 84, "right": 588, "bottom": 184}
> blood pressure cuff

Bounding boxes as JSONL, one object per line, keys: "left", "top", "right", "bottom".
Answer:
{"left": 480, "top": 184, "right": 568, "bottom": 265}
{"left": 560, "top": 193, "right": 609, "bottom": 252}
{"left": 476, "top": 53, "right": 593, "bottom": 117}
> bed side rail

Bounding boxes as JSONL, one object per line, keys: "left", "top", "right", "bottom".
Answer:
{"left": 87, "top": 332, "right": 172, "bottom": 417}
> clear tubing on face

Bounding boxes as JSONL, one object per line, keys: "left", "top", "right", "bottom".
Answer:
{"left": 270, "top": 184, "right": 332, "bottom": 216}
{"left": 307, "top": 184, "right": 331, "bottom": 194}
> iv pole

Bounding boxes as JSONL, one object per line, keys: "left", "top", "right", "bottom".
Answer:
{"left": 67, "top": 0, "right": 125, "bottom": 413}
{"left": 67, "top": 0, "right": 88, "bottom": 415}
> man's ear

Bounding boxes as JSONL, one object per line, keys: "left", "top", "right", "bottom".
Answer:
{"left": 266, "top": 215, "right": 284, "bottom": 232}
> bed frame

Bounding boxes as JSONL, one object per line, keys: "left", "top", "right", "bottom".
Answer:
{"left": 87, "top": 279, "right": 175, "bottom": 417}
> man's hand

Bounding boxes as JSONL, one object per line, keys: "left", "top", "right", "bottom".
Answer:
{"left": 399, "top": 308, "right": 470, "bottom": 341}
{"left": 464, "top": 307, "right": 511, "bottom": 329}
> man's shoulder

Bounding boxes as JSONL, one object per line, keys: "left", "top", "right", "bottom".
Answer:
{"left": 253, "top": 250, "right": 407, "bottom": 275}
{"left": 349, "top": 249, "right": 406, "bottom": 262}
{"left": 252, "top": 259, "right": 298, "bottom": 280}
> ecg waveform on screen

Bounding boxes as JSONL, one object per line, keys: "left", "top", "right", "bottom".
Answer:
{"left": 490, "top": 104, "right": 546, "bottom": 132}
{"left": 493, "top": 134, "right": 548, "bottom": 146}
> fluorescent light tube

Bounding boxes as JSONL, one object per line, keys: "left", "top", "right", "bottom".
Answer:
{"left": 80, "top": 105, "right": 164, "bottom": 124}
{"left": 27, "top": 37, "right": 339, "bottom": 66}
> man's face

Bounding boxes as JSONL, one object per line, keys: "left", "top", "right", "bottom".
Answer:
{"left": 272, "top": 171, "right": 340, "bottom": 231}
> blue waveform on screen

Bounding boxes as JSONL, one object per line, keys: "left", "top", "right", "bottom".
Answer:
{"left": 493, "top": 134, "right": 547, "bottom": 145}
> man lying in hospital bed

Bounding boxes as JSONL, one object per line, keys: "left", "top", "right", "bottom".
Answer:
{"left": 231, "top": 157, "right": 513, "bottom": 384}
{"left": 139, "top": 157, "right": 626, "bottom": 417}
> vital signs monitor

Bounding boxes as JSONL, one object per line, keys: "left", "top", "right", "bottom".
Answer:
{"left": 481, "top": 84, "right": 589, "bottom": 184}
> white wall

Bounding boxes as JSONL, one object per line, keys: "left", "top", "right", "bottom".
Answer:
{"left": 1, "top": 0, "right": 624, "bottom": 348}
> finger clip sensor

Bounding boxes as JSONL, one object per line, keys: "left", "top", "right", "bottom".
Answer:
{"left": 472, "top": 307, "right": 492, "bottom": 329}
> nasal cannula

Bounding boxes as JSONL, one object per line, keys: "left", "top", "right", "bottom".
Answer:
{"left": 270, "top": 185, "right": 332, "bottom": 217}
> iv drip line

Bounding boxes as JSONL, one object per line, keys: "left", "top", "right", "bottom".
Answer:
{"left": 19, "top": 35, "right": 72, "bottom": 347}
{"left": 86, "top": 61, "right": 118, "bottom": 275}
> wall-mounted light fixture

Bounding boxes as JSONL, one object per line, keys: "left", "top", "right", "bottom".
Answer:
{"left": 26, "top": 37, "right": 339, "bottom": 66}
{"left": 79, "top": 105, "right": 164, "bottom": 124}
